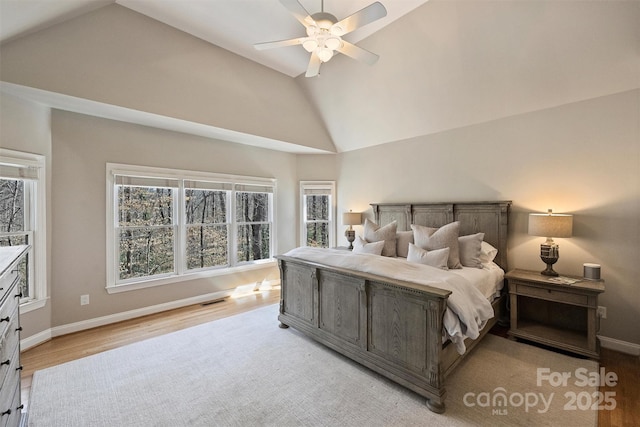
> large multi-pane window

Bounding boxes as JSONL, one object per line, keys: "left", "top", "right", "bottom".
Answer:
{"left": 0, "top": 149, "right": 46, "bottom": 309}
{"left": 107, "top": 164, "right": 275, "bottom": 290}
{"left": 300, "top": 182, "right": 335, "bottom": 248}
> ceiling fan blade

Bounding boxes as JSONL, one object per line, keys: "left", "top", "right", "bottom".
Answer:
{"left": 332, "top": 2, "right": 387, "bottom": 36}
{"left": 279, "top": 0, "right": 313, "bottom": 27}
{"left": 305, "top": 52, "right": 322, "bottom": 77}
{"left": 254, "top": 37, "right": 306, "bottom": 51}
{"left": 336, "top": 41, "right": 379, "bottom": 65}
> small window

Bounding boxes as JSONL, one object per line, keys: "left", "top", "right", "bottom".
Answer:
{"left": 300, "top": 181, "right": 335, "bottom": 248}
{"left": 0, "top": 149, "right": 46, "bottom": 310}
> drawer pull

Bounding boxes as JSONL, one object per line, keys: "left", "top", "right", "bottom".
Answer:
{"left": 0, "top": 360, "right": 9, "bottom": 366}
{"left": 14, "top": 292, "right": 22, "bottom": 299}
{"left": 15, "top": 326, "right": 23, "bottom": 332}
{"left": 0, "top": 316, "right": 9, "bottom": 323}
{"left": 1, "top": 409, "right": 11, "bottom": 416}
{"left": 16, "top": 365, "right": 23, "bottom": 371}
{"left": 16, "top": 404, "right": 24, "bottom": 411}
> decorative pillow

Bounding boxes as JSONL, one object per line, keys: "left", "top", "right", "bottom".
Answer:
{"left": 407, "top": 244, "right": 449, "bottom": 270}
{"left": 411, "top": 222, "right": 462, "bottom": 269}
{"left": 396, "top": 231, "right": 414, "bottom": 258}
{"left": 479, "top": 241, "right": 498, "bottom": 264}
{"left": 458, "top": 233, "right": 485, "bottom": 269}
{"left": 353, "top": 236, "right": 384, "bottom": 255}
{"left": 364, "top": 219, "right": 397, "bottom": 257}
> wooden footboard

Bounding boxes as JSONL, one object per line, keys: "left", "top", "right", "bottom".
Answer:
{"left": 277, "top": 255, "right": 456, "bottom": 413}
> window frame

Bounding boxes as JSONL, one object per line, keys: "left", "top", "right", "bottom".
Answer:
{"left": 300, "top": 181, "right": 336, "bottom": 248}
{"left": 0, "top": 149, "right": 47, "bottom": 313}
{"left": 106, "top": 163, "right": 276, "bottom": 293}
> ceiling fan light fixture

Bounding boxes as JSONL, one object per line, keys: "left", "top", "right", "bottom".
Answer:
{"left": 330, "top": 24, "right": 345, "bottom": 36}
{"left": 256, "top": 0, "right": 388, "bottom": 77}
{"left": 324, "top": 36, "right": 342, "bottom": 51}
{"left": 302, "top": 39, "right": 319, "bottom": 52}
{"left": 317, "top": 48, "right": 334, "bottom": 62}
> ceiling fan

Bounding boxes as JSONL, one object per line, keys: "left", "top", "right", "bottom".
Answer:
{"left": 254, "top": 0, "right": 388, "bottom": 77}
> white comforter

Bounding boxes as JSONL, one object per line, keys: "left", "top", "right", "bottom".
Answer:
{"left": 283, "top": 247, "right": 495, "bottom": 354}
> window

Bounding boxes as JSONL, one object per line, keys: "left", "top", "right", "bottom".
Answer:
{"left": 0, "top": 149, "right": 46, "bottom": 311}
{"left": 107, "top": 164, "right": 275, "bottom": 292}
{"left": 184, "top": 181, "right": 231, "bottom": 270}
{"left": 300, "top": 181, "right": 335, "bottom": 248}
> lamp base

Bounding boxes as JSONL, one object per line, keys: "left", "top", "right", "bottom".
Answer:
{"left": 541, "top": 263, "right": 559, "bottom": 277}
{"left": 540, "top": 243, "right": 559, "bottom": 276}
{"left": 345, "top": 229, "right": 355, "bottom": 250}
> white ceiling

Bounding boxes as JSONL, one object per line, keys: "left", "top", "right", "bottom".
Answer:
{"left": 1, "top": 0, "right": 637, "bottom": 154}
{"left": 0, "top": 0, "right": 427, "bottom": 78}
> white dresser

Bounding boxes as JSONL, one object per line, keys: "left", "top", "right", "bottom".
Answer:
{"left": 0, "top": 246, "right": 29, "bottom": 427}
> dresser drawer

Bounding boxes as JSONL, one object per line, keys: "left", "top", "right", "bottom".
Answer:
{"left": 513, "top": 281, "right": 589, "bottom": 306}
{"left": 0, "top": 333, "right": 20, "bottom": 398}
{"left": 0, "top": 376, "right": 20, "bottom": 427}
{"left": 0, "top": 284, "right": 19, "bottom": 341}
{"left": 0, "top": 346, "right": 20, "bottom": 421}
{"left": 0, "top": 265, "right": 19, "bottom": 308}
{"left": 0, "top": 309, "right": 19, "bottom": 389}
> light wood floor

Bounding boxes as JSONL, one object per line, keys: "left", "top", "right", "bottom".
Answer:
{"left": 21, "top": 288, "right": 638, "bottom": 425}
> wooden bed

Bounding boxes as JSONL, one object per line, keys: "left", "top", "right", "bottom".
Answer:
{"left": 276, "top": 201, "right": 511, "bottom": 413}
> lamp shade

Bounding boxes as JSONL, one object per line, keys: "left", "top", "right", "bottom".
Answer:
{"left": 342, "top": 212, "right": 362, "bottom": 226}
{"left": 528, "top": 210, "right": 573, "bottom": 238}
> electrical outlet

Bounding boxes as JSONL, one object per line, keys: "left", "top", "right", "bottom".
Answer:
{"left": 80, "top": 294, "right": 90, "bottom": 306}
{"left": 597, "top": 306, "right": 607, "bottom": 319}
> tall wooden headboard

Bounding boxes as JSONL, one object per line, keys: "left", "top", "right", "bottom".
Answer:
{"left": 371, "top": 201, "right": 511, "bottom": 271}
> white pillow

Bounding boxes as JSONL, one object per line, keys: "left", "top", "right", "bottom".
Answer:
{"left": 458, "top": 232, "right": 485, "bottom": 269}
{"left": 479, "top": 241, "right": 498, "bottom": 263}
{"left": 364, "top": 219, "right": 397, "bottom": 257}
{"left": 411, "top": 221, "right": 462, "bottom": 269}
{"left": 407, "top": 243, "right": 449, "bottom": 270}
{"left": 353, "top": 236, "right": 384, "bottom": 255}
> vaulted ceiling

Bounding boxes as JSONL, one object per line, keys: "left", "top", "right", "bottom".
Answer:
{"left": 1, "top": 0, "right": 638, "bottom": 153}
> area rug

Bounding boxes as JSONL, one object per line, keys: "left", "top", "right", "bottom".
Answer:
{"left": 28, "top": 304, "right": 598, "bottom": 426}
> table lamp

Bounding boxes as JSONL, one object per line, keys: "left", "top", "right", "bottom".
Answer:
{"left": 528, "top": 209, "right": 573, "bottom": 276}
{"left": 342, "top": 211, "right": 362, "bottom": 250}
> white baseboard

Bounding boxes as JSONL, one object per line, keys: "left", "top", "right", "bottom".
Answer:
{"left": 20, "top": 289, "right": 233, "bottom": 351}
{"left": 21, "top": 328, "right": 52, "bottom": 351}
{"left": 598, "top": 335, "right": 640, "bottom": 357}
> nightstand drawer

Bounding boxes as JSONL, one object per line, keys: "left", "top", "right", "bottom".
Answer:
{"left": 514, "top": 282, "right": 588, "bottom": 306}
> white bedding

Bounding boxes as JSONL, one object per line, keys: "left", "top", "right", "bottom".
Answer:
{"left": 283, "top": 247, "right": 502, "bottom": 354}
{"left": 449, "top": 263, "right": 505, "bottom": 301}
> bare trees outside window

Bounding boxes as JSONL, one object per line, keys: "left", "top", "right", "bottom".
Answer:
{"left": 185, "top": 188, "right": 228, "bottom": 269}
{"left": 0, "top": 178, "right": 29, "bottom": 298}
{"left": 236, "top": 191, "right": 270, "bottom": 262}
{"left": 118, "top": 186, "right": 175, "bottom": 280}
{"left": 301, "top": 182, "right": 335, "bottom": 248}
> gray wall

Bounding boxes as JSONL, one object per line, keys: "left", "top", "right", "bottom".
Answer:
{"left": 298, "top": 89, "right": 640, "bottom": 345}
{"left": 48, "top": 110, "right": 294, "bottom": 327}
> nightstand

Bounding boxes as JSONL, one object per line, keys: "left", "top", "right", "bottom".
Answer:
{"left": 505, "top": 269, "right": 605, "bottom": 359}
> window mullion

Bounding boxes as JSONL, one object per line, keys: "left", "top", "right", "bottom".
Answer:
{"left": 229, "top": 189, "right": 237, "bottom": 267}
{"left": 176, "top": 182, "right": 185, "bottom": 275}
